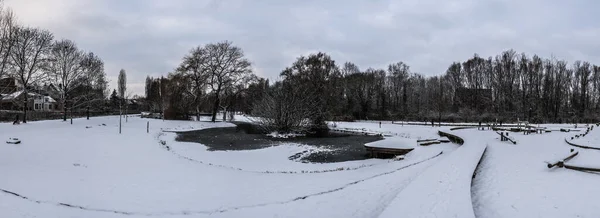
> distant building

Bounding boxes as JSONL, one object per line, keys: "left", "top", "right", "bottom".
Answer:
{"left": 0, "top": 90, "right": 59, "bottom": 111}
{"left": 33, "top": 95, "right": 58, "bottom": 111}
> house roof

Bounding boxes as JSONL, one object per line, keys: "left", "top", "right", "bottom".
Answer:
{"left": 1, "top": 90, "right": 56, "bottom": 103}
{"left": 2, "top": 90, "right": 24, "bottom": 100}
{"left": 43, "top": 96, "right": 57, "bottom": 103}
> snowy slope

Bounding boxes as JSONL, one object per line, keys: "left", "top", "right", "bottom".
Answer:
{"left": 378, "top": 128, "right": 487, "bottom": 218}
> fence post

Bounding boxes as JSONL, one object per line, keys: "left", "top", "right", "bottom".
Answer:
{"left": 147, "top": 121, "right": 149, "bottom": 133}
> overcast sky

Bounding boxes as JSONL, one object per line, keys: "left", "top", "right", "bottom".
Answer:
{"left": 5, "top": 0, "right": 600, "bottom": 95}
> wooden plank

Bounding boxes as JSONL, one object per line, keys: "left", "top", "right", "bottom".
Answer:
{"left": 438, "top": 131, "right": 464, "bottom": 145}
{"left": 547, "top": 151, "right": 579, "bottom": 168}
{"left": 564, "top": 164, "right": 600, "bottom": 172}
{"left": 420, "top": 141, "right": 441, "bottom": 146}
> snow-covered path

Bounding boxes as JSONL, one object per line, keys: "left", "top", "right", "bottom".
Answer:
{"left": 378, "top": 128, "right": 486, "bottom": 218}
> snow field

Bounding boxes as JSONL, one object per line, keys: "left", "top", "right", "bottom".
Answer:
{"left": 0, "top": 116, "right": 457, "bottom": 218}
{"left": 5, "top": 116, "right": 595, "bottom": 218}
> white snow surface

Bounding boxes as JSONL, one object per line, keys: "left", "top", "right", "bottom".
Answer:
{"left": 568, "top": 125, "right": 600, "bottom": 149}
{"left": 2, "top": 117, "right": 598, "bottom": 218}
{"left": 0, "top": 116, "right": 456, "bottom": 218}
{"left": 471, "top": 125, "right": 600, "bottom": 218}
{"left": 365, "top": 137, "right": 417, "bottom": 149}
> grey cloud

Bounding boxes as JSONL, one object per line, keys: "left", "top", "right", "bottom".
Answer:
{"left": 5, "top": 0, "right": 600, "bottom": 95}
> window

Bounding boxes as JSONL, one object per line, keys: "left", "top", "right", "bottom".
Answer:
{"left": 34, "top": 104, "right": 39, "bottom": 110}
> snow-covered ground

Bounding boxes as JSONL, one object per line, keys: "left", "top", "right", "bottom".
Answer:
{"left": 0, "top": 116, "right": 454, "bottom": 218}
{"left": 1, "top": 116, "right": 598, "bottom": 218}
{"left": 380, "top": 128, "right": 486, "bottom": 218}
{"left": 471, "top": 125, "right": 600, "bottom": 218}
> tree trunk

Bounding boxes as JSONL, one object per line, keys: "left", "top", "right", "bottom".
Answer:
{"left": 87, "top": 106, "right": 90, "bottom": 120}
{"left": 125, "top": 100, "right": 128, "bottom": 122}
{"left": 211, "top": 86, "right": 221, "bottom": 122}
{"left": 196, "top": 105, "right": 200, "bottom": 122}
{"left": 63, "top": 98, "right": 67, "bottom": 121}
{"left": 22, "top": 91, "right": 28, "bottom": 123}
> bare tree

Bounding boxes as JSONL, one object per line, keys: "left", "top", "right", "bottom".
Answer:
{"left": 281, "top": 52, "right": 340, "bottom": 135}
{"left": 252, "top": 82, "right": 317, "bottom": 134}
{"left": 176, "top": 47, "right": 209, "bottom": 121}
{"left": 77, "top": 52, "right": 106, "bottom": 120}
{"left": 220, "top": 73, "right": 258, "bottom": 121}
{"left": 10, "top": 27, "right": 53, "bottom": 123}
{"left": 0, "top": 4, "right": 16, "bottom": 85}
{"left": 45, "top": 39, "right": 86, "bottom": 121}
{"left": 201, "top": 41, "right": 252, "bottom": 122}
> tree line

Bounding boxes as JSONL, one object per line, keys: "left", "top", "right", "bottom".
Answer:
{"left": 151, "top": 42, "right": 600, "bottom": 132}
{"left": 0, "top": 1, "right": 108, "bottom": 122}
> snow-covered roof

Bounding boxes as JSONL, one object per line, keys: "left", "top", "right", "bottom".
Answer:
{"left": 44, "top": 96, "right": 57, "bottom": 103}
{"left": 1, "top": 90, "right": 24, "bottom": 100}
{"left": 1, "top": 90, "right": 57, "bottom": 103}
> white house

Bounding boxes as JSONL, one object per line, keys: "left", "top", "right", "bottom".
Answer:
{"left": 33, "top": 95, "right": 57, "bottom": 111}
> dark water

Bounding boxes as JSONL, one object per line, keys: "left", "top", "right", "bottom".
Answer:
{"left": 175, "top": 124, "right": 383, "bottom": 163}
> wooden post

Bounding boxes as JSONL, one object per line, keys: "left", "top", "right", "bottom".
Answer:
{"left": 147, "top": 121, "right": 149, "bottom": 133}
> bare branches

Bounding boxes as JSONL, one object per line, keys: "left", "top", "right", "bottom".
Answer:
{"left": 7, "top": 26, "right": 53, "bottom": 122}
{"left": 0, "top": 6, "right": 15, "bottom": 78}
{"left": 176, "top": 46, "right": 210, "bottom": 117}
{"left": 174, "top": 41, "right": 253, "bottom": 122}
{"left": 252, "top": 82, "right": 318, "bottom": 134}
{"left": 45, "top": 39, "right": 101, "bottom": 121}
{"left": 46, "top": 39, "right": 85, "bottom": 95}
{"left": 10, "top": 27, "right": 53, "bottom": 87}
